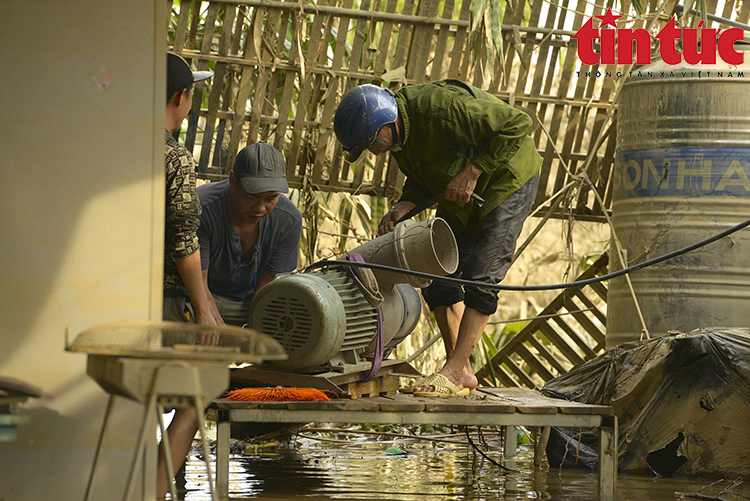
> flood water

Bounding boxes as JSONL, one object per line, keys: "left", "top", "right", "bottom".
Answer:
{"left": 178, "top": 425, "right": 747, "bottom": 500}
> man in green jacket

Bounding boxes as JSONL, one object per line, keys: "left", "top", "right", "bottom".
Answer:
{"left": 334, "top": 80, "right": 541, "bottom": 396}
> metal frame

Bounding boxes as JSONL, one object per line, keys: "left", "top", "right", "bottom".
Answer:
{"left": 83, "top": 362, "right": 221, "bottom": 501}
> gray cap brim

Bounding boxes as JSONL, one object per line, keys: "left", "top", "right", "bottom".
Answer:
{"left": 193, "top": 70, "right": 213, "bottom": 83}
{"left": 240, "top": 176, "right": 289, "bottom": 194}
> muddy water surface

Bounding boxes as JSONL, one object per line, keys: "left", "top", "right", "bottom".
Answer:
{"left": 179, "top": 429, "right": 745, "bottom": 500}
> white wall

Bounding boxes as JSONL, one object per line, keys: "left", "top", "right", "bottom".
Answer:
{"left": 0, "top": 0, "right": 165, "bottom": 499}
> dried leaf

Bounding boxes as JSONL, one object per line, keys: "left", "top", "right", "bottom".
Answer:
{"left": 252, "top": 9, "right": 263, "bottom": 60}
{"left": 381, "top": 66, "right": 407, "bottom": 84}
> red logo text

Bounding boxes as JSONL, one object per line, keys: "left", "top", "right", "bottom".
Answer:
{"left": 573, "top": 9, "right": 744, "bottom": 66}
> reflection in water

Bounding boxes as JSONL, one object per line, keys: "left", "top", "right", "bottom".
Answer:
{"left": 182, "top": 435, "right": 748, "bottom": 500}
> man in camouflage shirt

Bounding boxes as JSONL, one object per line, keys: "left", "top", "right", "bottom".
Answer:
{"left": 162, "top": 53, "right": 216, "bottom": 326}
{"left": 158, "top": 52, "right": 215, "bottom": 499}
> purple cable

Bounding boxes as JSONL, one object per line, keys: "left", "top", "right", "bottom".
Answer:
{"left": 339, "top": 253, "right": 383, "bottom": 382}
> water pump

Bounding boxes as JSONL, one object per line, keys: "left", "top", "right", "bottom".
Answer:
{"left": 247, "top": 218, "right": 459, "bottom": 373}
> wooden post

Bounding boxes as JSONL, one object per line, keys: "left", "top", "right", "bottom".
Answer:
{"left": 504, "top": 425, "right": 517, "bottom": 460}
{"left": 216, "top": 410, "right": 231, "bottom": 500}
{"left": 598, "top": 415, "right": 618, "bottom": 501}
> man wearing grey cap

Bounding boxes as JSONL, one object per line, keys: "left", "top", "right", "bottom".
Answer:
{"left": 197, "top": 141, "right": 303, "bottom": 325}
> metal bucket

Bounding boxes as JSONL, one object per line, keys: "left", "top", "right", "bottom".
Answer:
{"left": 608, "top": 55, "right": 750, "bottom": 347}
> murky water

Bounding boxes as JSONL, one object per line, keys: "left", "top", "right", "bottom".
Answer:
{"left": 179, "top": 427, "right": 747, "bottom": 500}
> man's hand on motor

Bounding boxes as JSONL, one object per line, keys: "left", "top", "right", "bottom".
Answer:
{"left": 194, "top": 308, "right": 221, "bottom": 346}
{"left": 445, "top": 162, "right": 483, "bottom": 203}
{"left": 377, "top": 201, "right": 416, "bottom": 236}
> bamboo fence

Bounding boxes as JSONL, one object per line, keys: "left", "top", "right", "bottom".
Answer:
{"left": 168, "top": 0, "right": 750, "bottom": 221}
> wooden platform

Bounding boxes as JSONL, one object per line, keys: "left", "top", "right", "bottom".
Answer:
{"left": 208, "top": 387, "right": 618, "bottom": 500}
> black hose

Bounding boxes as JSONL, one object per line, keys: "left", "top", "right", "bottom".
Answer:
{"left": 305, "top": 217, "right": 750, "bottom": 291}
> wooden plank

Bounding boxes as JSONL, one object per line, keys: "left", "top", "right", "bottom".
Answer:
{"left": 565, "top": 0, "right": 606, "bottom": 190}
{"left": 225, "top": 6, "right": 264, "bottom": 171}
{"left": 538, "top": 322, "right": 586, "bottom": 367}
{"left": 720, "top": 0, "right": 736, "bottom": 28}
{"left": 377, "top": 397, "right": 426, "bottom": 412}
{"left": 572, "top": 288, "right": 607, "bottom": 327}
{"left": 173, "top": 0, "right": 193, "bottom": 52}
{"left": 186, "top": 0, "right": 203, "bottom": 54}
{"left": 526, "top": 0, "right": 561, "bottom": 147}
{"left": 199, "top": 3, "right": 237, "bottom": 172}
{"left": 466, "top": 401, "right": 518, "bottom": 414}
{"left": 535, "top": 23, "right": 579, "bottom": 205}
{"left": 477, "top": 362, "right": 518, "bottom": 388}
{"left": 513, "top": 0, "right": 544, "bottom": 96}
{"left": 560, "top": 296, "right": 604, "bottom": 357}
{"left": 514, "top": 342, "right": 555, "bottom": 382}
{"left": 321, "top": 0, "right": 356, "bottom": 186}
{"left": 406, "top": 0, "right": 438, "bottom": 83}
{"left": 459, "top": 400, "right": 517, "bottom": 414}
{"left": 429, "top": 0, "right": 454, "bottom": 81}
{"left": 185, "top": 1, "right": 220, "bottom": 153}
{"left": 551, "top": 305, "right": 599, "bottom": 360}
{"left": 285, "top": 400, "right": 331, "bottom": 410}
{"left": 589, "top": 280, "right": 608, "bottom": 302}
{"left": 211, "top": 6, "right": 247, "bottom": 171}
{"left": 261, "top": 9, "right": 291, "bottom": 143}
{"left": 347, "top": 375, "right": 400, "bottom": 399}
{"left": 738, "top": 0, "right": 750, "bottom": 25}
{"left": 526, "top": 335, "right": 568, "bottom": 376}
{"left": 348, "top": 0, "right": 372, "bottom": 79}
{"left": 375, "top": 0, "right": 399, "bottom": 73}
{"left": 516, "top": 403, "right": 558, "bottom": 414}
{"left": 598, "top": 416, "right": 618, "bottom": 501}
{"left": 499, "top": 353, "right": 538, "bottom": 389}
{"left": 273, "top": 10, "right": 299, "bottom": 151}
{"left": 480, "top": 387, "right": 562, "bottom": 414}
{"left": 246, "top": 8, "right": 283, "bottom": 145}
{"left": 392, "top": 0, "right": 416, "bottom": 69}
{"left": 423, "top": 399, "right": 460, "bottom": 412}
{"left": 213, "top": 400, "right": 261, "bottom": 409}
{"left": 361, "top": 0, "right": 383, "bottom": 73}
{"left": 447, "top": 0, "right": 471, "bottom": 79}
{"left": 310, "top": 1, "right": 338, "bottom": 184}
{"left": 500, "top": 0, "right": 523, "bottom": 85}
{"left": 327, "top": 398, "right": 382, "bottom": 411}
{"left": 347, "top": 0, "right": 376, "bottom": 189}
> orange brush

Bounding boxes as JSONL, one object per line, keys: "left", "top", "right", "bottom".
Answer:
{"left": 224, "top": 387, "right": 331, "bottom": 402}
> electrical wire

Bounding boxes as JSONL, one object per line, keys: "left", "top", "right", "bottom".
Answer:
{"left": 304, "top": 217, "right": 750, "bottom": 292}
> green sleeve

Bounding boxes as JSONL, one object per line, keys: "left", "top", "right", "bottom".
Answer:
{"left": 447, "top": 95, "right": 532, "bottom": 174}
{"left": 399, "top": 176, "right": 434, "bottom": 205}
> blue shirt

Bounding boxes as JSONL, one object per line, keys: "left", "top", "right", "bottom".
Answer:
{"left": 197, "top": 180, "right": 302, "bottom": 301}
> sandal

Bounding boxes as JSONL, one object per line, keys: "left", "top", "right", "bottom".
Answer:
{"left": 412, "top": 373, "right": 476, "bottom": 398}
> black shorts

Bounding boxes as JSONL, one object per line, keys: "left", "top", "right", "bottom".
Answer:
{"left": 421, "top": 172, "right": 539, "bottom": 316}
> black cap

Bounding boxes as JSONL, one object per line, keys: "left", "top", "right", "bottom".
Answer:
{"left": 233, "top": 142, "right": 289, "bottom": 194}
{"left": 167, "top": 52, "right": 213, "bottom": 102}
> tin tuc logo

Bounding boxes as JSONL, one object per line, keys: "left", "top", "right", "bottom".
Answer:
{"left": 573, "top": 8, "right": 745, "bottom": 66}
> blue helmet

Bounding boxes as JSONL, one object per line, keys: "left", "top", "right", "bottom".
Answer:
{"left": 334, "top": 84, "right": 398, "bottom": 162}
